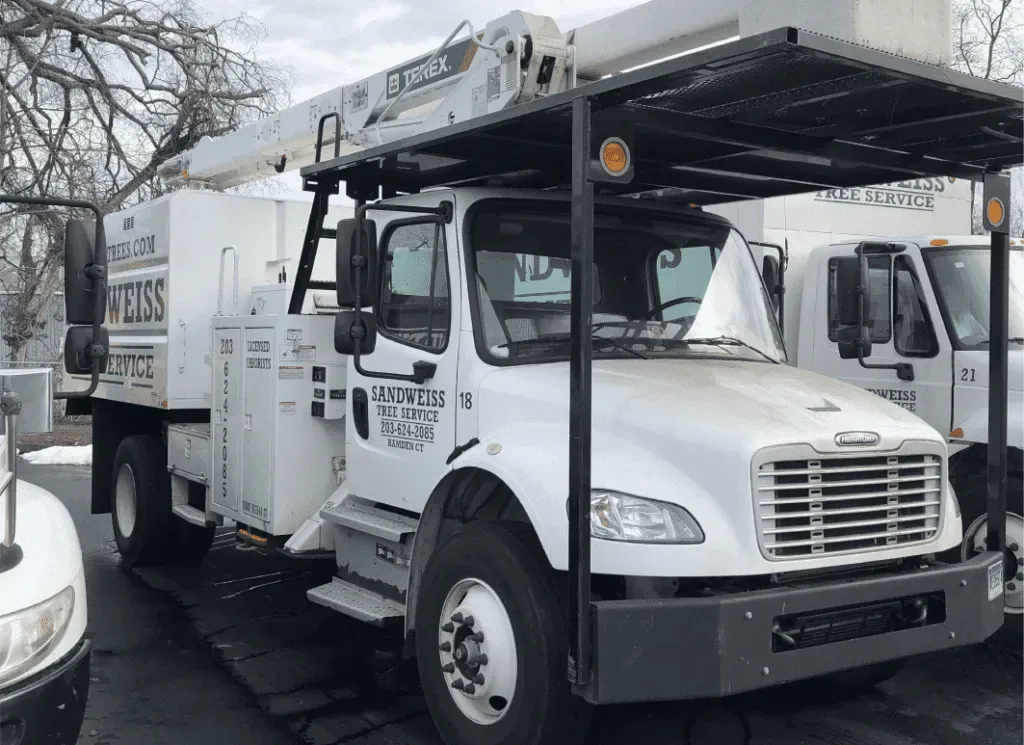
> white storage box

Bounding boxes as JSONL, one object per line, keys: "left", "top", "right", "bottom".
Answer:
{"left": 210, "top": 313, "right": 347, "bottom": 536}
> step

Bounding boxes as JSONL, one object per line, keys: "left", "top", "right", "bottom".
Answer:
{"left": 320, "top": 498, "right": 418, "bottom": 542}
{"left": 306, "top": 578, "right": 404, "bottom": 625}
{"left": 172, "top": 504, "right": 209, "bottom": 528}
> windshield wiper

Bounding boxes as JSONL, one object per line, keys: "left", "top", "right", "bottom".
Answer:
{"left": 672, "top": 336, "right": 779, "bottom": 363}
{"left": 499, "top": 330, "right": 649, "bottom": 359}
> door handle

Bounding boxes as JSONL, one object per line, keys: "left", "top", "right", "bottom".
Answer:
{"left": 353, "top": 387, "right": 369, "bottom": 440}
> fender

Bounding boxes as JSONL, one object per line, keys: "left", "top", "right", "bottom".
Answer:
{"left": 436, "top": 423, "right": 750, "bottom": 573}
{"left": 952, "top": 387, "right": 1023, "bottom": 450}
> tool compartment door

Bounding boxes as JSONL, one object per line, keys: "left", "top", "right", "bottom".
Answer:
{"left": 212, "top": 328, "right": 242, "bottom": 513}
{"left": 241, "top": 327, "right": 275, "bottom": 528}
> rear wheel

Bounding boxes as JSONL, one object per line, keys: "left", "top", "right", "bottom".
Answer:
{"left": 112, "top": 435, "right": 171, "bottom": 567}
{"left": 415, "top": 522, "right": 591, "bottom": 745}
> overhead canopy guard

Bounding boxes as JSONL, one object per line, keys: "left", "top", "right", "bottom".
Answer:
{"left": 302, "top": 27, "right": 1022, "bottom": 203}
{"left": 301, "top": 26, "right": 1023, "bottom": 700}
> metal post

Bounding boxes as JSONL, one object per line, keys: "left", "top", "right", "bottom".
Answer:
{"left": 983, "top": 173, "right": 1011, "bottom": 564}
{"left": 1, "top": 389, "right": 22, "bottom": 548}
{"left": 568, "top": 95, "right": 594, "bottom": 688}
{"left": 986, "top": 230, "right": 1009, "bottom": 558}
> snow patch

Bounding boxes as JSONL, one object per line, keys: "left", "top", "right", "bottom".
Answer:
{"left": 20, "top": 445, "right": 92, "bottom": 466}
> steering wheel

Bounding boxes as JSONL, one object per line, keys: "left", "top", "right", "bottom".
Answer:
{"left": 646, "top": 296, "right": 702, "bottom": 320}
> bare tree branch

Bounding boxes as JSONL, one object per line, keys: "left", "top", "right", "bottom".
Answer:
{"left": 0, "top": 0, "right": 290, "bottom": 360}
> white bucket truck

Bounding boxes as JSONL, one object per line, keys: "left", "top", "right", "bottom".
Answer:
{"left": 755, "top": 232, "right": 1023, "bottom": 615}
{"left": 0, "top": 204, "right": 102, "bottom": 744}
{"left": 35, "top": 2, "right": 1023, "bottom": 744}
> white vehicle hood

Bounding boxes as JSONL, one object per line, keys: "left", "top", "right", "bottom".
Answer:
{"left": 479, "top": 357, "right": 942, "bottom": 455}
{"left": 0, "top": 479, "right": 84, "bottom": 614}
{"left": 473, "top": 358, "right": 955, "bottom": 577}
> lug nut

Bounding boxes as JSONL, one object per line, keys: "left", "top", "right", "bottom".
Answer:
{"left": 439, "top": 642, "right": 451, "bottom": 652}
{"left": 451, "top": 679, "right": 464, "bottom": 690}
{"left": 474, "top": 674, "right": 485, "bottom": 685}
{"left": 478, "top": 654, "right": 488, "bottom": 666}
{"left": 471, "top": 632, "right": 485, "bottom": 643}
{"left": 1008, "top": 582, "right": 1017, "bottom": 591}
{"left": 463, "top": 615, "right": 475, "bottom": 627}
{"left": 442, "top": 622, "right": 455, "bottom": 633}
{"left": 1016, "top": 572, "right": 1023, "bottom": 581}
{"left": 452, "top": 612, "right": 464, "bottom": 623}
{"left": 1010, "top": 543, "right": 1020, "bottom": 552}
{"left": 442, "top": 662, "right": 456, "bottom": 674}
{"left": 464, "top": 683, "right": 476, "bottom": 695}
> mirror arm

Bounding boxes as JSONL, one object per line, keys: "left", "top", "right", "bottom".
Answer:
{"left": 346, "top": 201, "right": 443, "bottom": 386}
{"left": 852, "top": 243, "right": 914, "bottom": 383}
{"left": 0, "top": 195, "right": 107, "bottom": 400}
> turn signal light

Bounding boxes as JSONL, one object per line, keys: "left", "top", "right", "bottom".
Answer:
{"left": 600, "top": 138, "right": 630, "bottom": 176}
{"left": 929, "top": 239, "right": 949, "bottom": 246}
{"left": 950, "top": 427, "right": 964, "bottom": 439}
{"left": 986, "top": 197, "right": 1005, "bottom": 228}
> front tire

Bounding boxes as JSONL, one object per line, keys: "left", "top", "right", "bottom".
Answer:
{"left": 415, "top": 522, "right": 591, "bottom": 745}
{"left": 947, "top": 461, "right": 1024, "bottom": 618}
{"left": 112, "top": 435, "right": 171, "bottom": 567}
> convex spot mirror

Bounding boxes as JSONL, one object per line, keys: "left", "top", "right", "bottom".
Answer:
{"left": 336, "top": 218, "right": 378, "bottom": 308}
{"left": 64, "top": 326, "right": 109, "bottom": 375}
{"left": 837, "top": 326, "right": 872, "bottom": 360}
{"left": 334, "top": 310, "right": 377, "bottom": 356}
{"left": 65, "top": 219, "right": 105, "bottom": 325}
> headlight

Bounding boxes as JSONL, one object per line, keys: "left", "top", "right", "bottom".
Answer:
{"left": 587, "top": 491, "right": 704, "bottom": 544}
{"left": 0, "top": 586, "right": 75, "bottom": 686}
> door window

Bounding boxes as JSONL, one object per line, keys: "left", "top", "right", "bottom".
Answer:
{"left": 377, "top": 221, "right": 450, "bottom": 351}
{"left": 893, "top": 256, "right": 938, "bottom": 357}
{"left": 828, "top": 256, "right": 892, "bottom": 343}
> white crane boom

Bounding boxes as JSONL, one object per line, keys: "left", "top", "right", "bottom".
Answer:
{"left": 158, "top": 0, "right": 950, "bottom": 191}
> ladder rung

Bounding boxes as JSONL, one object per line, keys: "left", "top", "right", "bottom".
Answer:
{"left": 320, "top": 228, "right": 337, "bottom": 240}
{"left": 308, "top": 281, "right": 336, "bottom": 291}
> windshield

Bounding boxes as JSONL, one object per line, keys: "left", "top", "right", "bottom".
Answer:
{"left": 467, "top": 201, "right": 786, "bottom": 365}
{"left": 922, "top": 246, "right": 1024, "bottom": 350}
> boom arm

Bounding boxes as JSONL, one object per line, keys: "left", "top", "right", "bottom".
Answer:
{"left": 158, "top": 0, "right": 948, "bottom": 192}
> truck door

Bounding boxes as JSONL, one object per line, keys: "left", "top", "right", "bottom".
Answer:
{"left": 812, "top": 249, "right": 952, "bottom": 432}
{"left": 345, "top": 202, "right": 460, "bottom": 512}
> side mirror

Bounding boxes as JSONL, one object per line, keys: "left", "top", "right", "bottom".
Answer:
{"left": 65, "top": 219, "right": 105, "bottom": 325}
{"left": 834, "top": 256, "right": 868, "bottom": 327}
{"left": 64, "top": 326, "right": 110, "bottom": 375}
{"left": 336, "top": 218, "right": 379, "bottom": 308}
{"left": 334, "top": 310, "right": 377, "bottom": 356}
{"left": 762, "top": 256, "right": 780, "bottom": 311}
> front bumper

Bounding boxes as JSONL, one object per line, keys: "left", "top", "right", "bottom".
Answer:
{"left": 0, "top": 638, "right": 91, "bottom": 745}
{"left": 581, "top": 552, "right": 1004, "bottom": 704}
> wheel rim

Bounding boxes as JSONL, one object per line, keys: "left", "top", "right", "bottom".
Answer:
{"left": 115, "top": 463, "right": 138, "bottom": 539}
{"left": 962, "top": 510, "right": 1024, "bottom": 615}
{"left": 437, "top": 578, "right": 517, "bottom": 726}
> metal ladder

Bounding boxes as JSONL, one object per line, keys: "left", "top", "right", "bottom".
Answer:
{"left": 287, "top": 113, "right": 346, "bottom": 316}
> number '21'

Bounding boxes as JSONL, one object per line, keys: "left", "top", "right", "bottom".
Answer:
{"left": 960, "top": 368, "right": 976, "bottom": 382}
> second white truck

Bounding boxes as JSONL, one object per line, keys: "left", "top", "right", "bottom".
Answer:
{"left": 757, "top": 235, "right": 1024, "bottom": 615}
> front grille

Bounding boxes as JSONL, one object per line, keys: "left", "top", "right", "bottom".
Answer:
{"left": 756, "top": 452, "right": 943, "bottom": 559}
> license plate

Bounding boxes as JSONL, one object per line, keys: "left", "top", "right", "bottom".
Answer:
{"left": 988, "top": 562, "right": 1004, "bottom": 601}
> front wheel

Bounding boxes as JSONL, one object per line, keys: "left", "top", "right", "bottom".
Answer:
{"left": 415, "top": 522, "right": 591, "bottom": 745}
{"left": 948, "top": 465, "right": 1024, "bottom": 618}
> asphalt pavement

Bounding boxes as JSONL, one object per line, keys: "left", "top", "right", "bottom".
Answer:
{"left": 24, "top": 462, "right": 1024, "bottom": 745}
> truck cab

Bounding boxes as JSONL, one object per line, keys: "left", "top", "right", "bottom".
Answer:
{"left": 781, "top": 235, "right": 1024, "bottom": 614}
